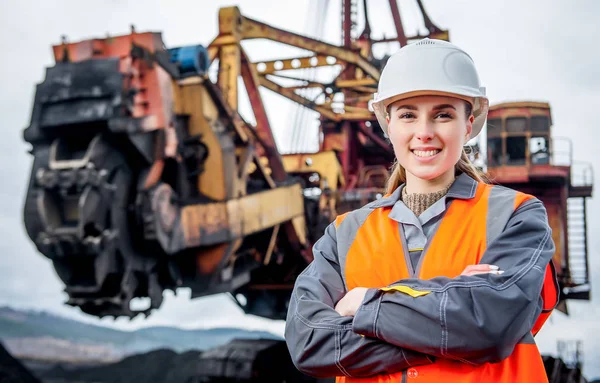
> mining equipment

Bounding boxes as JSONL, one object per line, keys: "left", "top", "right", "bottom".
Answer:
{"left": 21, "top": 0, "right": 593, "bottom": 381}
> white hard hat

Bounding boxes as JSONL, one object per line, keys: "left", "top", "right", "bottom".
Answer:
{"left": 371, "top": 38, "right": 488, "bottom": 138}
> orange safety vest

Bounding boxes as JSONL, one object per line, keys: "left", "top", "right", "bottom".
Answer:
{"left": 335, "top": 182, "right": 557, "bottom": 382}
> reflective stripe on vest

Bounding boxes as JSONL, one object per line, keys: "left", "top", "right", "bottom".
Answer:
{"left": 334, "top": 182, "right": 557, "bottom": 382}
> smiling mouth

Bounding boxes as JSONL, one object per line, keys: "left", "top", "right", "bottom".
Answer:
{"left": 412, "top": 149, "right": 441, "bottom": 158}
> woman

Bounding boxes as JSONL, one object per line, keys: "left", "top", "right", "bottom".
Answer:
{"left": 285, "top": 39, "right": 558, "bottom": 382}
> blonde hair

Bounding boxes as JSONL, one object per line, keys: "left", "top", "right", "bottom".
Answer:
{"left": 384, "top": 100, "right": 488, "bottom": 194}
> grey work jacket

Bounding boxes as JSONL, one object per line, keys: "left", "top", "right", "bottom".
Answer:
{"left": 284, "top": 174, "right": 555, "bottom": 378}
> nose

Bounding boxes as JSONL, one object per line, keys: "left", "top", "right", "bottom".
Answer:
{"left": 414, "top": 120, "right": 434, "bottom": 142}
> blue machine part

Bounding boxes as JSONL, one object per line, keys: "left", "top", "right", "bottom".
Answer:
{"left": 168, "top": 45, "right": 210, "bottom": 76}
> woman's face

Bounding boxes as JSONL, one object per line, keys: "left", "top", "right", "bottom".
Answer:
{"left": 386, "top": 95, "right": 473, "bottom": 183}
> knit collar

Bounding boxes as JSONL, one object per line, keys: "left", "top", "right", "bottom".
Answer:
{"left": 401, "top": 182, "right": 453, "bottom": 217}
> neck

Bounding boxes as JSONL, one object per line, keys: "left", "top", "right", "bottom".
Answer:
{"left": 404, "top": 170, "right": 455, "bottom": 194}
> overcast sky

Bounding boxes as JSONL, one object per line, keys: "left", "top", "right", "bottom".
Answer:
{"left": 1, "top": 0, "right": 599, "bottom": 378}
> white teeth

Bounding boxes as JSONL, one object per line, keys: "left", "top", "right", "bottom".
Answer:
{"left": 413, "top": 150, "right": 440, "bottom": 158}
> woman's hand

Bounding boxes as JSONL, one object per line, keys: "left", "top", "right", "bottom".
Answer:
{"left": 461, "top": 264, "right": 504, "bottom": 276}
{"left": 335, "top": 287, "right": 369, "bottom": 317}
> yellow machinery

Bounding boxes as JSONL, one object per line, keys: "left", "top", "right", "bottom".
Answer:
{"left": 22, "top": 1, "right": 450, "bottom": 319}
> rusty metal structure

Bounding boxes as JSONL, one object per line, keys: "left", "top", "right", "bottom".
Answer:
{"left": 21, "top": 0, "right": 592, "bottom": 381}
{"left": 486, "top": 102, "right": 594, "bottom": 310}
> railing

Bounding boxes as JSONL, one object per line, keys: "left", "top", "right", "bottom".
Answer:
{"left": 488, "top": 135, "right": 594, "bottom": 188}
{"left": 548, "top": 136, "right": 572, "bottom": 167}
{"left": 571, "top": 161, "right": 594, "bottom": 188}
{"left": 547, "top": 137, "right": 594, "bottom": 187}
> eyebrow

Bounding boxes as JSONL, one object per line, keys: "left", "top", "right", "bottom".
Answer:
{"left": 392, "top": 104, "right": 457, "bottom": 112}
{"left": 432, "top": 104, "right": 457, "bottom": 111}
{"left": 393, "top": 104, "right": 418, "bottom": 111}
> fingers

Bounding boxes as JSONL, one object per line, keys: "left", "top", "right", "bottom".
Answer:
{"left": 465, "top": 264, "right": 499, "bottom": 271}
{"left": 461, "top": 264, "right": 505, "bottom": 276}
{"left": 462, "top": 270, "right": 504, "bottom": 276}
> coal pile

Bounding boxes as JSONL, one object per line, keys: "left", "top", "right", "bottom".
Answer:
{"left": 36, "top": 349, "right": 201, "bottom": 383}
{"left": 0, "top": 342, "right": 40, "bottom": 383}
{"left": 197, "top": 338, "right": 320, "bottom": 382}
{"left": 27, "top": 339, "right": 333, "bottom": 383}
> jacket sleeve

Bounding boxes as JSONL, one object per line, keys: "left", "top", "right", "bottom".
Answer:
{"left": 352, "top": 198, "right": 555, "bottom": 365}
{"left": 285, "top": 221, "right": 434, "bottom": 378}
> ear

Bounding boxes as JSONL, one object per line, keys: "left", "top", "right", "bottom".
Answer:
{"left": 465, "top": 115, "right": 474, "bottom": 141}
{"left": 386, "top": 103, "right": 397, "bottom": 123}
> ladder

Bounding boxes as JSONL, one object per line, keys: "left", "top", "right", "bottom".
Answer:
{"left": 566, "top": 197, "right": 590, "bottom": 298}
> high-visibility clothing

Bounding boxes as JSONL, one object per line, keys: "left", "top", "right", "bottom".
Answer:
{"left": 285, "top": 174, "right": 558, "bottom": 382}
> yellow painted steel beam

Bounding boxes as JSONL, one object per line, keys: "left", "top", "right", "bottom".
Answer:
{"left": 209, "top": 35, "right": 239, "bottom": 48}
{"left": 335, "top": 78, "right": 377, "bottom": 88}
{"left": 231, "top": 9, "right": 380, "bottom": 81}
{"left": 259, "top": 76, "right": 340, "bottom": 121}
{"left": 180, "top": 183, "right": 306, "bottom": 249}
{"left": 344, "top": 94, "right": 377, "bottom": 105}
{"left": 351, "top": 86, "right": 378, "bottom": 93}
{"left": 260, "top": 77, "right": 374, "bottom": 121}
{"left": 211, "top": 6, "right": 380, "bottom": 123}
{"left": 336, "top": 111, "right": 375, "bottom": 120}
{"left": 207, "top": 44, "right": 218, "bottom": 63}
{"left": 218, "top": 7, "right": 243, "bottom": 38}
{"left": 217, "top": 44, "right": 240, "bottom": 111}
{"left": 215, "top": 7, "right": 244, "bottom": 110}
{"left": 282, "top": 151, "right": 345, "bottom": 191}
{"left": 261, "top": 76, "right": 375, "bottom": 94}
{"left": 253, "top": 55, "right": 335, "bottom": 74}
{"left": 172, "top": 77, "right": 231, "bottom": 200}
{"left": 343, "top": 105, "right": 371, "bottom": 114}
{"left": 283, "top": 83, "right": 325, "bottom": 92}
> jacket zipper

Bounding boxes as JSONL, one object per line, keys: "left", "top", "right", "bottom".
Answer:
{"left": 401, "top": 370, "right": 407, "bottom": 383}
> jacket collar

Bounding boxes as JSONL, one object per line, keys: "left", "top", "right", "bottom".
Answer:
{"left": 446, "top": 172, "right": 478, "bottom": 200}
{"left": 366, "top": 172, "right": 478, "bottom": 210}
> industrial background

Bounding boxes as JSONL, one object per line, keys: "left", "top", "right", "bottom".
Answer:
{"left": 0, "top": 1, "right": 598, "bottom": 382}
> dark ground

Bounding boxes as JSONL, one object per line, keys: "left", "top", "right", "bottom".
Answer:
{"left": 3, "top": 341, "right": 592, "bottom": 383}
{"left": 2, "top": 340, "right": 333, "bottom": 383}
{"left": 0, "top": 342, "right": 40, "bottom": 383}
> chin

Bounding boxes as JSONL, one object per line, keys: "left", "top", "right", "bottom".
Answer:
{"left": 409, "top": 171, "right": 443, "bottom": 181}
{"left": 406, "top": 166, "right": 449, "bottom": 182}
